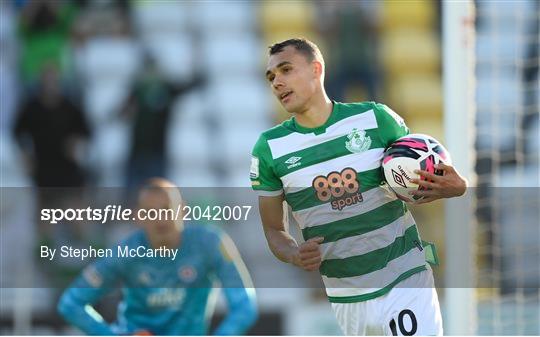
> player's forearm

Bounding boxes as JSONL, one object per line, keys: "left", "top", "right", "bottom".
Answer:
{"left": 57, "top": 290, "right": 115, "bottom": 335}
{"left": 264, "top": 228, "right": 300, "bottom": 266}
{"left": 214, "top": 306, "right": 257, "bottom": 335}
{"left": 214, "top": 288, "right": 258, "bottom": 335}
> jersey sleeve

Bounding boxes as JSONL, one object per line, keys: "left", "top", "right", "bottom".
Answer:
{"left": 250, "top": 135, "right": 283, "bottom": 196}
{"left": 57, "top": 255, "right": 122, "bottom": 335}
{"left": 373, "top": 103, "right": 410, "bottom": 147}
{"left": 209, "top": 230, "right": 258, "bottom": 335}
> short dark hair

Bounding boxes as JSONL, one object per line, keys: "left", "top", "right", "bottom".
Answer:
{"left": 269, "top": 38, "right": 324, "bottom": 65}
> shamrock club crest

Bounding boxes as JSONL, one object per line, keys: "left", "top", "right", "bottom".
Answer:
{"left": 346, "top": 128, "right": 372, "bottom": 153}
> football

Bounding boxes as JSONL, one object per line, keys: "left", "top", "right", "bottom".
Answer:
{"left": 382, "top": 134, "right": 452, "bottom": 202}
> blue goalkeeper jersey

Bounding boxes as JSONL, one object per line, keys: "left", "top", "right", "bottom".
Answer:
{"left": 57, "top": 224, "right": 257, "bottom": 335}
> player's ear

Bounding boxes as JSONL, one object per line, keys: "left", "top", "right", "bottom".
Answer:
{"left": 174, "top": 199, "right": 185, "bottom": 229}
{"left": 312, "top": 61, "right": 323, "bottom": 78}
{"left": 135, "top": 207, "right": 145, "bottom": 227}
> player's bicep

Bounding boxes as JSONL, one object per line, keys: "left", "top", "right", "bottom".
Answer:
{"left": 251, "top": 136, "right": 283, "bottom": 194}
{"left": 258, "top": 194, "right": 286, "bottom": 233}
{"left": 68, "top": 257, "right": 121, "bottom": 304}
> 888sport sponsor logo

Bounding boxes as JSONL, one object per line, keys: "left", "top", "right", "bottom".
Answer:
{"left": 312, "top": 168, "right": 363, "bottom": 211}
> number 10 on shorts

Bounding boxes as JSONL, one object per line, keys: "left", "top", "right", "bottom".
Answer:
{"left": 389, "top": 309, "right": 418, "bottom": 336}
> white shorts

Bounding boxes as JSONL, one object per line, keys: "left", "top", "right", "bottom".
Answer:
{"left": 331, "top": 269, "right": 443, "bottom": 336}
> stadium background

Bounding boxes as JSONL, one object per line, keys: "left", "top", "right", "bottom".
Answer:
{"left": 0, "top": 0, "right": 538, "bottom": 335}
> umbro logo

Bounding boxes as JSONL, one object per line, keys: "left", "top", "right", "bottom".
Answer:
{"left": 285, "top": 156, "right": 302, "bottom": 169}
{"left": 391, "top": 169, "right": 408, "bottom": 188}
{"left": 285, "top": 156, "right": 301, "bottom": 164}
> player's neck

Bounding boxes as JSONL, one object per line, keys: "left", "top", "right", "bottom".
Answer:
{"left": 148, "top": 231, "right": 182, "bottom": 249}
{"left": 294, "top": 93, "right": 333, "bottom": 129}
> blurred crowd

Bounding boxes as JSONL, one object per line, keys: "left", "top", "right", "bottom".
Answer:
{"left": 1, "top": 0, "right": 384, "bottom": 190}
{"left": 3, "top": 0, "right": 207, "bottom": 189}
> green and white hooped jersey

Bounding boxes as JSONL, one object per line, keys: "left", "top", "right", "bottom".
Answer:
{"left": 250, "top": 102, "right": 427, "bottom": 303}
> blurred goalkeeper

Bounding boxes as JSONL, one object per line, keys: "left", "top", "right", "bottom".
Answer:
{"left": 57, "top": 178, "right": 257, "bottom": 335}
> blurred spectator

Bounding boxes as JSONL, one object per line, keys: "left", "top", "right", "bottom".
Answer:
{"left": 317, "top": 2, "right": 380, "bottom": 101}
{"left": 70, "top": 0, "right": 131, "bottom": 45}
{"left": 0, "top": 1, "right": 18, "bottom": 134}
{"left": 121, "top": 57, "right": 204, "bottom": 188}
{"left": 13, "top": 63, "right": 90, "bottom": 187}
{"left": 521, "top": 0, "right": 539, "bottom": 160}
{"left": 18, "top": 0, "right": 77, "bottom": 85}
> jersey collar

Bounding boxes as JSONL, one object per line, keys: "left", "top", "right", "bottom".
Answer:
{"left": 292, "top": 101, "right": 340, "bottom": 135}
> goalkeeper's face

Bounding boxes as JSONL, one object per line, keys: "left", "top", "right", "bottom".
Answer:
{"left": 266, "top": 46, "right": 321, "bottom": 113}
{"left": 137, "top": 188, "right": 183, "bottom": 240}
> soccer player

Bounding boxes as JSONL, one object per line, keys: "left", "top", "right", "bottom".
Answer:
{"left": 250, "top": 38, "right": 467, "bottom": 335}
{"left": 58, "top": 178, "right": 257, "bottom": 335}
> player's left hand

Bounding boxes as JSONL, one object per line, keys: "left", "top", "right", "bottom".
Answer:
{"left": 409, "top": 163, "right": 467, "bottom": 204}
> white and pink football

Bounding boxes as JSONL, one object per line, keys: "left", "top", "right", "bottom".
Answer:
{"left": 382, "top": 134, "right": 452, "bottom": 202}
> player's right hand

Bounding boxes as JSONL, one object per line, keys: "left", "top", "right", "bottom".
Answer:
{"left": 133, "top": 330, "right": 153, "bottom": 336}
{"left": 294, "top": 237, "right": 324, "bottom": 271}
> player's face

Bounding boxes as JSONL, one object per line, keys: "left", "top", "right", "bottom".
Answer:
{"left": 138, "top": 190, "right": 182, "bottom": 239}
{"left": 266, "top": 46, "right": 319, "bottom": 113}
